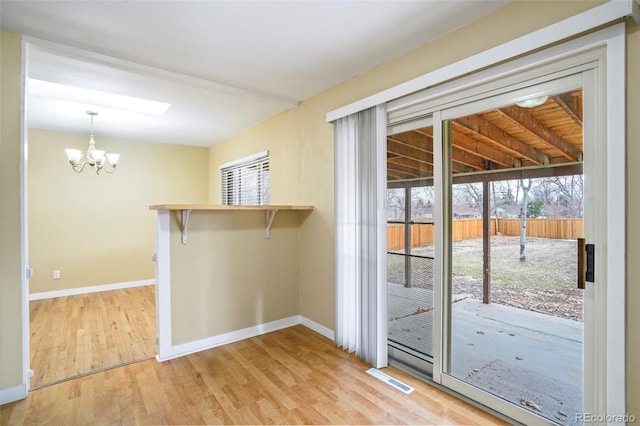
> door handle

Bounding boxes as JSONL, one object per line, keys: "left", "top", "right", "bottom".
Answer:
{"left": 577, "top": 238, "right": 595, "bottom": 289}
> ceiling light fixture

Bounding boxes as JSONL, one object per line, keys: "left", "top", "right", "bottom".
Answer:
{"left": 65, "top": 111, "right": 120, "bottom": 174}
{"left": 516, "top": 95, "right": 548, "bottom": 109}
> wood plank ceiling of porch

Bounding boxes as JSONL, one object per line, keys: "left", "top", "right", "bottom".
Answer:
{"left": 387, "top": 90, "right": 583, "bottom": 184}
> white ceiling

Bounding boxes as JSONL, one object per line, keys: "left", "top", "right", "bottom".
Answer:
{"left": 0, "top": 1, "right": 509, "bottom": 147}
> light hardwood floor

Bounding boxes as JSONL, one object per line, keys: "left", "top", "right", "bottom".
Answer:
{"left": 29, "top": 285, "right": 156, "bottom": 388}
{"left": 2, "top": 325, "right": 506, "bottom": 425}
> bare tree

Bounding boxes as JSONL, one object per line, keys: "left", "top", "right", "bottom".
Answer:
{"left": 492, "top": 182, "right": 500, "bottom": 234}
{"left": 386, "top": 188, "right": 405, "bottom": 221}
{"left": 532, "top": 178, "right": 555, "bottom": 207}
{"left": 452, "top": 183, "right": 483, "bottom": 218}
{"left": 550, "top": 175, "right": 584, "bottom": 217}
{"left": 519, "top": 179, "right": 533, "bottom": 262}
{"left": 456, "top": 183, "right": 482, "bottom": 208}
{"left": 410, "top": 186, "right": 434, "bottom": 222}
{"left": 494, "top": 180, "right": 518, "bottom": 206}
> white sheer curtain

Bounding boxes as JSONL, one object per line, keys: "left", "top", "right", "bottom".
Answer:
{"left": 334, "top": 104, "right": 387, "bottom": 368}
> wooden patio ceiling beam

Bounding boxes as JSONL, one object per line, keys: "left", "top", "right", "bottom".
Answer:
{"left": 452, "top": 162, "right": 583, "bottom": 184}
{"left": 387, "top": 139, "right": 469, "bottom": 174}
{"left": 390, "top": 132, "right": 434, "bottom": 153}
{"left": 414, "top": 128, "right": 434, "bottom": 139}
{"left": 387, "top": 162, "right": 583, "bottom": 189}
{"left": 451, "top": 148, "right": 490, "bottom": 171}
{"left": 452, "top": 131, "right": 518, "bottom": 168}
{"left": 388, "top": 155, "right": 434, "bottom": 176}
{"left": 411, "top": 126, "right": 521, "bottom": 170}
{"left": 387, "top": 162, "right": 423, "bottom": 178}
{"left": 552, "top": 94, "right": 583, "bottom": 127}
{"left": 494, "top": 106, "right": 581, "bottom": 162}
{"left": 453, "top": 116, "right": 549, "bottom": 165}
{"left": 387, "top": 139, "right": 433, "bottom": 165}
{"left": 390, "top": 132, "right": 486, "bottom": 171}
{"left": 387, "top": 169, "right": 413, "bottom": 180}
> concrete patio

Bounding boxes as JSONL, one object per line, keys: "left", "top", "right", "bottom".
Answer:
{"left": 388, "top": 281, "right": 583, "bottom": 424}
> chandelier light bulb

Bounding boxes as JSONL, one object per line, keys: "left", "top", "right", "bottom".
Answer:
{"left": 65, "top": 149, "right": 83, "bottom": 166}
{"left": 64, "top": 111, "right": 120, "bottom": 174}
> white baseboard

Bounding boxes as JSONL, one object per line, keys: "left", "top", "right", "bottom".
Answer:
{"left": 29, "top": 279, "right": 155, "bottom": 301}
{"left": 157, "top": 315, "right": 334, "bottom": 362}
{"left": 299, "top": 315, "right": 335, "bottom": 340}
{"left": 157, "top": 316, "right": 299, "bottom": 362}
{"left": 0, "top": 383, "right": 27, "bottom": 405}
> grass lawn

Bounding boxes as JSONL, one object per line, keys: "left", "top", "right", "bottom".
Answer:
{"left": 392, "top": 236, "right": 583, "bottom": 321}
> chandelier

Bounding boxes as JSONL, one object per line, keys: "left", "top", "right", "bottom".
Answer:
{"left": 65, "top": 111, "right": 120, "bottom": 174}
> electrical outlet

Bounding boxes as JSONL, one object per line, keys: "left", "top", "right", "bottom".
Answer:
{"left": 53, "top": 270, "right": 61, "bottom": 279}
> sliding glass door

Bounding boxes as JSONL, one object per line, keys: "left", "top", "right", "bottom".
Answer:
{"left": 440, "top": 81, "right": 587, "bottom": 424}
{"left": 385, "top": 59, "right": 606, "bottom": 422}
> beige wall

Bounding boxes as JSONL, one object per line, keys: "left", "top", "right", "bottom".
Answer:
{"left": 0, "top": 30, "right": 24, "bottom": 391}
{"left": 169, "top": 211, "right": 304, "bottom": 344}
{"left": 28, "top": 129, "right": 209, "bottom": 294}
{"left": 208, "top": 108, "right": 336, "bottom": 328}
{"left": 169, "top": 100, "right": 316, "bottom": 343}
{"left": 207, "top": 109, "right": 302, "bottom": 204}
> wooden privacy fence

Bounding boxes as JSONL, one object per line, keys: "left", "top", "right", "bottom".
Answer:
{"left": 388, "top": 218, "right": 584, "bottom": 251}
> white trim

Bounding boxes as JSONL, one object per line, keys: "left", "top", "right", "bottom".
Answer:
{"left": 299, "top": 316, "right": 335, "bottom": 340}
{"left": 157, "top": 315, "right": 304, "bottom": 362}
{"left": 218, "top": 150, "right": 269, "bottom": 170}
{"left": 28, "top": 279, "right": 154, "bottom": 301}
{"left": 155, "top": 210, "right": 172, "bottom": 361}
{"left": 326, "top": 0, "right": 637, "bottom": 122}
{"left": 604, "top": 25, "right": 626, "bottom": 417}
{"left": 432, "top": 109, "right": 444, "bottom": 384}
{"left": 20, "top": 35, "right": 31, "bottom": 399}
{"left": 0, "top": 384, "right": 27, "bottom": 405}
{"left": 374, "top": 104, "right": 389, "bottom": 368}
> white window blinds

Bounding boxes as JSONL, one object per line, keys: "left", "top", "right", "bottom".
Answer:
{"left": 334, "top": 105, "right": 388, "bottom": 368}
{"left": 220, "top": 151, "right": 270, "bottom": 205}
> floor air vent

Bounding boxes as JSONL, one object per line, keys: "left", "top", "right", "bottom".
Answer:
{"left": 366, "top": 368, "right": 414, "bottom": 394}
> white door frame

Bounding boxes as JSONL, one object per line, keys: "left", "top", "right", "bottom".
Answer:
{"left": 20, "top": 37, "right": 31, "bottom": 399}
{"left": 381, "top": 23, "right": 626, "bottom": 422}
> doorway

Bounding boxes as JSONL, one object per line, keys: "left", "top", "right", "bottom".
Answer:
{"left": 441, "top": 87, "right": 585, "bottom": 423}
{"left": 23, "top": 41, "right": 159, "bottom": 390}
{"left": 385, "top": 48, "right": 611, "bottom": 422}
{"left": 438, "top": 74, "right": 596, "bottom": 424}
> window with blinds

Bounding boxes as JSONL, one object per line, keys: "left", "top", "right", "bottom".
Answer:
{"left": 220, "top": 151, "right": 270, "bottom": 205}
